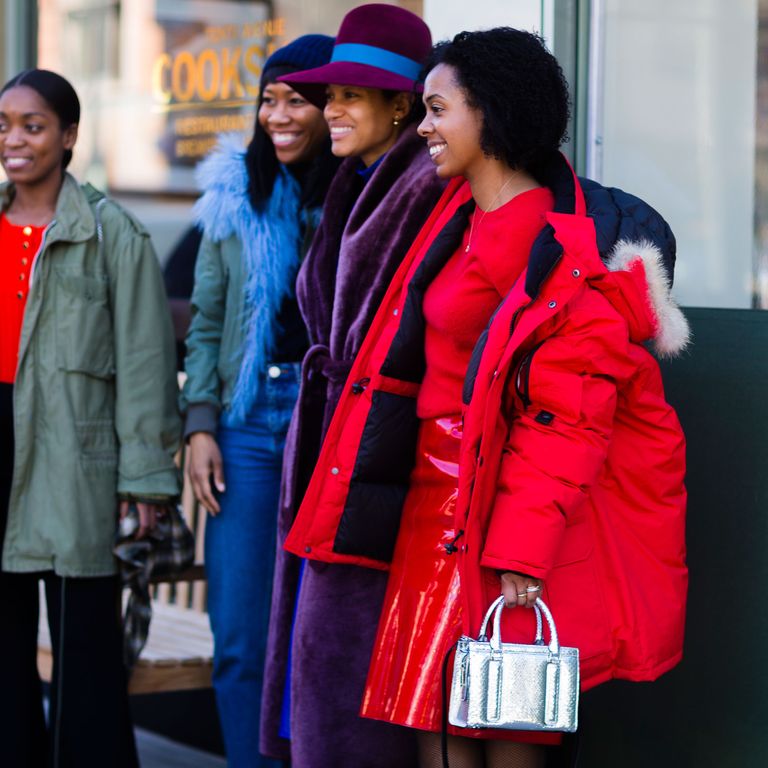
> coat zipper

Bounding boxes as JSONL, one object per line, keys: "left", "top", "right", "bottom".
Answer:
{"left": 515, "top": 340, "right": 546, "bottom": 410}
{"left": 28, "top": 219, "right": 56, "bottom": 288}
{"left": 15, "top": 220, "right": 55, "bottom": 385}
{"left": 509, "top": 304, "right": 526, "bottom": 335}
{"left": 7, "top": 219, "right": 56, "bottom": 516}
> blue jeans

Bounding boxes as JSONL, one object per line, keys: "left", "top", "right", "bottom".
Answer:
{"left": 206, "top": 364, "right": 299, "bottom": 768}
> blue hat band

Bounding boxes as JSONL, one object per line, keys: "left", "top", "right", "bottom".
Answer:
{"left": 330, "top": 43, "right": 422, "bottom": 81}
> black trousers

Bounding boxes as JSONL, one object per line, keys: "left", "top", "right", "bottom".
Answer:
{"left": 0, "top": 384, "right": 139, "bottom": 768}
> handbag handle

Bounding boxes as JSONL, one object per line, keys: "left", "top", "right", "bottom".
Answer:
{"left": 479, "top": 596, "right": 560, "bottom": 656}
{"left": 478, "top": 596, "right": 544, "bottom": 645}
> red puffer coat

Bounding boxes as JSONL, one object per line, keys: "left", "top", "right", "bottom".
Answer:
{"left": 285, "top": 157, "right": 689, "bottom": 691}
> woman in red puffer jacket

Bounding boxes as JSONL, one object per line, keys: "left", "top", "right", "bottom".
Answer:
{"left": 285, "top": 28, "right": 688, "bottom": 767}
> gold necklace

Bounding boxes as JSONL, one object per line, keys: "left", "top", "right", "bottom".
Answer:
{"left": 465, "top": 173, "right": 520, "bottom": 253}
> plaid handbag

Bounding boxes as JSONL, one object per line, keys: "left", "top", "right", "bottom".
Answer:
{"left": 113, "top": 503, "right": 195, "bottom": 670}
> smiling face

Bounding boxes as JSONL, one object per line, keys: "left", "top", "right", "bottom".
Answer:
{"left": 258, "top": 81, "right": 328, "bottom": 165}
{"left": 0, "top": 85, "right": 77, "bottom": 188}
{"left": 324, "top": 85, "right": 409, "bottom": 167}
{"left": 418, "top": 63, "right": 486, "bottom": 180}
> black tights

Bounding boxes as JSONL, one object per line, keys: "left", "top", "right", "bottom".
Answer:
{"left": 418, "top": 731, "right": 549, "bottom": 768}
{"left": 0, "top": 571, "right": 139, "bottom": 768}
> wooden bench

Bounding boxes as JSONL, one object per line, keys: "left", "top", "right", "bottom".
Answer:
{"left": 37, "top": 450, "right": 214, "bottom": 694}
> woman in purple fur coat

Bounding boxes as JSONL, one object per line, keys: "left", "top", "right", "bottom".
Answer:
{"left": 259, "top": 6, "right": 446, "bottom": 768}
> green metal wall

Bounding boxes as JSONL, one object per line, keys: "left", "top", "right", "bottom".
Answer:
{"left": 578, "top": 308, "right": 768, "bottom": 766}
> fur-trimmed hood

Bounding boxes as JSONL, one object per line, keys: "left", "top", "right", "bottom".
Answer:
{"left": 525, "top": 152, "right": 690, "bottom": 360}
{"left": 597, "top": 239, "right": 690, "bottom": 358}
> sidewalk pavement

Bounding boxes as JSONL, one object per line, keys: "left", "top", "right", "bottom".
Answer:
{"left": 136, "top": 728, "right": 226, "bottom": 768}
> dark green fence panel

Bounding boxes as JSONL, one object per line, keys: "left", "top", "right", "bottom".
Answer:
{"left": 578, "top": 308, "right": 768, "bottom": 767}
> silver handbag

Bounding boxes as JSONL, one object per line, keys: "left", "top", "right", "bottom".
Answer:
{"left": 448, "top": 596, "right": 579, "bottom": 732}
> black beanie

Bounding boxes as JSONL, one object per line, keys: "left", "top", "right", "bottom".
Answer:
{"left": 260, "top": 34, "right": 335, "bottom": 88}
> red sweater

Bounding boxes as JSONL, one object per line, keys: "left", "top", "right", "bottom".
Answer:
{"left": 417, "top": 187, "right": 554, "bottom": 418}
{"left": 0, "top": 216, "right": 44, "bottom": 383}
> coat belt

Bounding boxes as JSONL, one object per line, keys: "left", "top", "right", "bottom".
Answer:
{"left": 302, "top": 343, "right": 353, "bottom": 386}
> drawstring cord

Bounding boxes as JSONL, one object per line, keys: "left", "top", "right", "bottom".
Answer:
{"left": 444, "top": 529, "right": 464, "bottom": 555}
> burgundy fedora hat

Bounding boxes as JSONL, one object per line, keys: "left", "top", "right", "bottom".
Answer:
{"left": 279, "top": 4, "right": 432, "bottom": 108}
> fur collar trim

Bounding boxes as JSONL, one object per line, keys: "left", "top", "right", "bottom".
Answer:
{"left": 193, "top": 133, "right": 250, "bottom": 241}
{"left": 193, "top": 134, "right": 303, "bottom": 421}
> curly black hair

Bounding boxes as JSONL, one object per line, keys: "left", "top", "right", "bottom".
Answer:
{"left": 423, "top": 28, "right": 570, "bottom": 175}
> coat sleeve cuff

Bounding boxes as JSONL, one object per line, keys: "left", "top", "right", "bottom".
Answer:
{"left": 184, "top": 402, "right": 220, "bottom": 439}
{"left": 479, "top": 554, "right": 549, "bottom": 581}
{"left": 117, "top": 474, "right": 180, "bottom": 498}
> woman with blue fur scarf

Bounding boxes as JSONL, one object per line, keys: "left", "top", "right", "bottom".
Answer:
{"left": 180, "top": 35, "right": 338, "bottom": 768}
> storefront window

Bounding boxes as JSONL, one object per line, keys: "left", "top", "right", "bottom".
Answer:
{"left": 34, "top": 1, "right": 426, "bottom": 257}
{"left": 63, "top": 1, "right": 120, "bottom": 78}
{"left": 592, "top": 0, "right": 759, "bottom": 309}
{"left": 38, "top": 0, "right": 287, "bottom": 194}
{"left": 25, "top": 2, "right": 768, "bottom": 306}
{"left": 33, "top": 0, "right": 559, "bottom": 259}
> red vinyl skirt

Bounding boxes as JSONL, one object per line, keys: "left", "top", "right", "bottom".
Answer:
{"left": 361, "top": 416, "right": 561, "bottom": 745}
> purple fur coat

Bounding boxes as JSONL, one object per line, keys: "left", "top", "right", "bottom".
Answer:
{"left": 260, "top": 125, "right": 446, "bottom": 767}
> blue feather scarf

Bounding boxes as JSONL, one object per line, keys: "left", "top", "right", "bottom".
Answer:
{"left": 192, "top": 133, "right": 302, "bottom": 422}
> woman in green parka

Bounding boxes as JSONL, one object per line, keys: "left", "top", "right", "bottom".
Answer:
{"left": 0, "top": 69, "right": 180, "bottom": 767}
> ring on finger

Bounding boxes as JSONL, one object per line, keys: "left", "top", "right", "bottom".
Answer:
{"left": 526, "top": 585, "right": 541, "bottom": 593}
{"left": 516, "top": 592, "right": 527, "bottom": 598}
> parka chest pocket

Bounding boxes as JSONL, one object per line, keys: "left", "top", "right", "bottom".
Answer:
{"left": 513, "top": 340, "right": 583, "bottom": 426}
{"left": 55, "top": 268, "right": 115, "bottom": 378}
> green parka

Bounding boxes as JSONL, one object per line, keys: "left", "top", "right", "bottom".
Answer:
{"left": 1, "top": 175, "right": 181, "bottom": 577}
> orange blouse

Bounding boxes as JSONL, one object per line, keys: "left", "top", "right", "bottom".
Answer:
{"left": 0, "top": 215, "right": 45, "bottom": 383}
